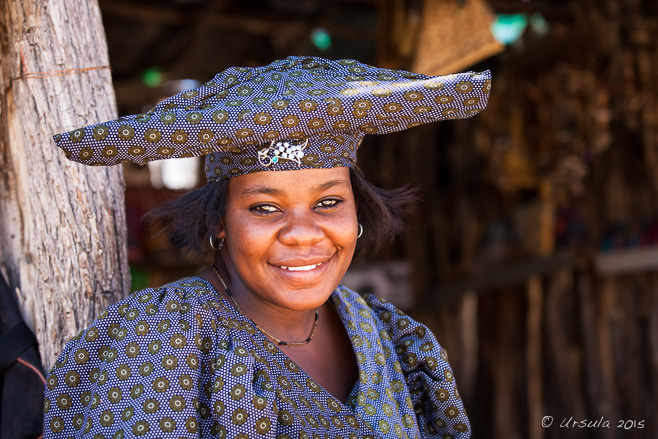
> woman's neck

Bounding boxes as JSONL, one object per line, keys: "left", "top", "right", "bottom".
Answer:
{"left": 201, "top": 263, "right": 321, "bottom": 345}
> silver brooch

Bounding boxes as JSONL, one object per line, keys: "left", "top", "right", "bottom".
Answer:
{"left": 258, "top": 138, "right": 308, "bottom": 167}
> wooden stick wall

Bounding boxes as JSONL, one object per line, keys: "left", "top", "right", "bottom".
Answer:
{"left": 356, "top": 1, "right": 658, "bottom": 437}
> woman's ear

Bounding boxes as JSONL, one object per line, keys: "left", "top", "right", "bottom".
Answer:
{"left": 215, "top": 219, "right": 227, "bottom": 240}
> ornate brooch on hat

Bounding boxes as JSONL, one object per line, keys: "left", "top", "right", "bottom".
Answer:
{"left": 258, "top": 139, "right": 309, "bottom": 167}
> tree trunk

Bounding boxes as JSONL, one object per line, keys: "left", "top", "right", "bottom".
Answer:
{"left": 0, "top": 0, "right": 130, "bottom": 371}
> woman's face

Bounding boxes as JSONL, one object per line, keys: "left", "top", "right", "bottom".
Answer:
{"left": 217, "top": 167, "right": 358, "bottom": 313}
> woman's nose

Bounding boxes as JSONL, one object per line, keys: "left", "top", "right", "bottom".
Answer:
{"left": 278, "top": 211, "right": 324, "bottom": 246}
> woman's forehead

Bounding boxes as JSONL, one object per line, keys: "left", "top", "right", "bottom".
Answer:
{"left": 227, "top": 167, "right": 352, "bottom": 196}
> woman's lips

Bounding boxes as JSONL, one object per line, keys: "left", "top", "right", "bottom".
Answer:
{"left": 270, "top": 255, "right": 334, "bottom": 282}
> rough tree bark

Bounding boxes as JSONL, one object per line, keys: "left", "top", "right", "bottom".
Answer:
{"left": 0, "top": 0, "right": 130, "bottom": 371}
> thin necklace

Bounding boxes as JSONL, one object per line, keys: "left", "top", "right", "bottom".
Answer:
{"left": 211, "top": 265, "right": 319, "bottom": 346}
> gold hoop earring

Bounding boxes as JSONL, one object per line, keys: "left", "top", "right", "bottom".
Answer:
{"left": 209, "top": 235, "right": 224, "bottom": 250}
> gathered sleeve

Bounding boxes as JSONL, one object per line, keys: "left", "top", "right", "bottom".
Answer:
{"left": 363, "top": 294, "right": 471, "bottom": 438}
{"left": 43, "top": 279, "right": 278, "bottom": 438}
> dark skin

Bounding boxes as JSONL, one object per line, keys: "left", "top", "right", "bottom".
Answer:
{"left": 198, "top": 168, "right": 359, "bottom": 403}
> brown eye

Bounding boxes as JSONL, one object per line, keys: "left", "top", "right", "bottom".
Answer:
{"left": 251, "top": 204, "right": 279, "bottom": 213}
{"left": 315, "top": 199, "right": 340, "bottom": 209}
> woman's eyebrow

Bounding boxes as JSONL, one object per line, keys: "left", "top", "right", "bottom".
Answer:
{"left": 313, "top": 180, "right": 351, "bottom": 192}
{"left": 240, "top": 180, "right": 350, "bottom": 197}
{"left": 240, "top": 186, "right": 282, "bottom": 197}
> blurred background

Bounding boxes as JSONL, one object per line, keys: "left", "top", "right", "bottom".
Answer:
{"left": 101, "top": 0, "right": 657, "bottom": 437}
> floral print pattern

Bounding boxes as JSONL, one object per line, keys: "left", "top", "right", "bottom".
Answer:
{"left": 44, "top": 277, "right": 470, "bottom": 438}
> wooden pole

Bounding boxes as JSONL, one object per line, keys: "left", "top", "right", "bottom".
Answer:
{"left": 0, "top": 0, "right": 130, "bottom": 370}
{"left": 526, "top": 274, "right": 543, "bottom": 439}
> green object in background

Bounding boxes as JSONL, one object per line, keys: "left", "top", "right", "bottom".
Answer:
{"left": 130, "top": 266, "right": 150, "bottom": 292}
{"left": 491, "top": 14, "right": 528, "bottom": 45}
{"left": 141, "top": 68, "right": 164, "bottom": 88}
{"left": 310, "top": 27, "right": 332, "bottom": 51}
{"left": 529, "top": 13, "right": 550, "bottom": 36}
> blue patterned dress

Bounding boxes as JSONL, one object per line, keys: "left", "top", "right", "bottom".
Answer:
{"left": 43, "top": 277, "right": 470, "bottom": 438}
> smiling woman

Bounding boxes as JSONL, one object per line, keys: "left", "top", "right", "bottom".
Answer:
{"left": 45, "top": 56, "right": 491, "bottom": 438}
{"left": 216, "top": 169, "right": 358, "bottom": 313}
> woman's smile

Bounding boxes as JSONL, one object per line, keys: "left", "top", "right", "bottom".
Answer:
{"left": 270, "top": 253, "right": 335, "bottom": 284}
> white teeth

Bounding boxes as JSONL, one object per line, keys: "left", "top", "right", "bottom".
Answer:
{"left": 280, "top": 263, "right": 322, "bottom": 272}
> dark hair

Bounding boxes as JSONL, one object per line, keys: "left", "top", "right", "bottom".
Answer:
{"left": 349, "top": 168, "right": 418, "bottom": 256}
{"left": 144, "top": 168, "right": 417, "bottom": 258}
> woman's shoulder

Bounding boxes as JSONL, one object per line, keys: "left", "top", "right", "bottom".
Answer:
{"left": 43, "top": 277, "right": 260, "bottom": 438}
{"left": 333, "top": 284, "right": 424, "bottom": 333}
{"left": 98, "top": 275, "right": 222, "bottom": 320}
{"left": 115, "top": 275, "right": 221, "bottom": 312}
{"left": 48, "top": 276, "right": 228, "bottom": 373}
{"left": 81, "top": 276, "right": 220, "bottom": 319}
{"left": 333, "top": 284, "right": 447, "bottom": 366}
{"left": 74, "top": 276, "right": 222, "bottom": 329}
{"left": 334, "top": 287, "right": 469, "bottom": 437}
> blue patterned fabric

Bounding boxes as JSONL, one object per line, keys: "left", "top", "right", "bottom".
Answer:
{"left": 53, "top": 56, "right": 491, "bottom": 182}
{"left": 44, "top": 277, "right": 470, "bottom": 438}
